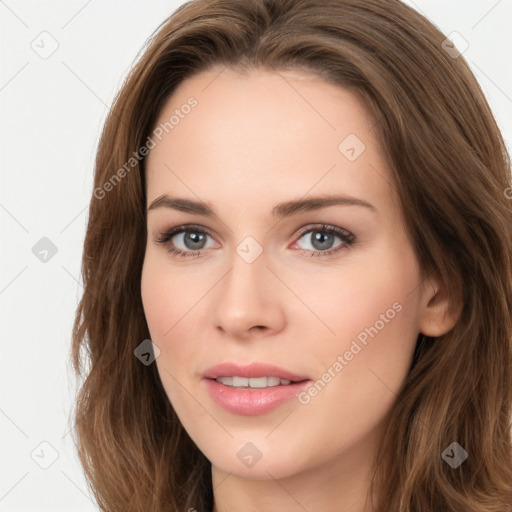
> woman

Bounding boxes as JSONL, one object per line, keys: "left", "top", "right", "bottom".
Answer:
{"left": 71, "top": 0, "right": 512, "bottom": 510}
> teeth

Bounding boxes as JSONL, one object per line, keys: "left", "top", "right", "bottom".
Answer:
{"left": 215, "top": 376, "right": 292, "bottom": 388}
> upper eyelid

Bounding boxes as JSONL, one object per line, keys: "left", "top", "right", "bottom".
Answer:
{"left": 295, "top": 223, "right": 353, "bottom": 238}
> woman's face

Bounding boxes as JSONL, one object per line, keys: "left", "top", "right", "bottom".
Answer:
{"left": 141, "top": 67, "right": 437, "bottom": 485}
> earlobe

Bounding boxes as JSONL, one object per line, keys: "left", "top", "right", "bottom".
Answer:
{"left": 418, "top": 276, "right": 461, "bottom": 337}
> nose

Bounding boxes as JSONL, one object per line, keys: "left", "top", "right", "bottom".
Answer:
{"left": 211, "top": 248, "right": 286, "bottom": 340}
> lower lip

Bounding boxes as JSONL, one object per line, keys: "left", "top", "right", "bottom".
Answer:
{"left": 203, "top": 378, "right": 311, "bottom": 416}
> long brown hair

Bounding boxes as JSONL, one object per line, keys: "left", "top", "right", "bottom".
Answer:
{"left": 70, "top": 0, "right": 512, "bottom": 510}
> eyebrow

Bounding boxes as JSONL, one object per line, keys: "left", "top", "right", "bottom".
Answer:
{"left": 147, "top": 194, "right": 377, "bottom": 218}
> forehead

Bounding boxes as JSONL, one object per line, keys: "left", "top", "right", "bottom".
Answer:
{"left": 145, "top": 67, "right": 397, "bottom": 220}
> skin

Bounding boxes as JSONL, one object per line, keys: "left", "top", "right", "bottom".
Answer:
{"left": 141, "top": 67, "right": 458, "bottom": 512}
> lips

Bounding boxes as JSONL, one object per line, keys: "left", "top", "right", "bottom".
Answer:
{"left": 202, "top": 362, "right": 312, "bottom": 415}
{"left": 202, "top": 361, "right": 310, "bottom": 382}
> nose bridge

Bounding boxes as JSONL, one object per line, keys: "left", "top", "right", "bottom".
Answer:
{"left": 222, "top": 240, "right": 269, "bottom": 309}
{"left": 223, "top": 229, "right": 268, "bottom": 291}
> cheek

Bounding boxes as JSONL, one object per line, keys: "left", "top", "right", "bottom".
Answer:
{"left": 306, "top": 243, "right": 422, "bottom": 407}
{"left": 296, "top": 245, "right": 419, "bottom": 344}
{"left": 141, "top": 255, "right": 182, "bottom": 371}
{"left": 141, "top": 261, "right": 170, "bottom": 339}
{"left": 140, "top": 252, "right": 209, "bottom": 401}
{"left": 141, "top": 251, "right": 203, "bottom": 338}
{"left": 289, "top": 263, "right": 421, "bottom": 464}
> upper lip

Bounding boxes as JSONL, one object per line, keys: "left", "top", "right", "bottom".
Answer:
{"left": 202, "top": 362, "right": 310, "bottom": 382}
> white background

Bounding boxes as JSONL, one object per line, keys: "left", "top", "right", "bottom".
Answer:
{"left": 1, "top": 0, "right": 511, "bottom": 510}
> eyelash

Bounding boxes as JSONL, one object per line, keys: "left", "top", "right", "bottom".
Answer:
{"left": 154, "top": 223, "right": 356, "bottom": 259}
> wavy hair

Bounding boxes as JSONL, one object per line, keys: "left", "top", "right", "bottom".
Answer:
{"left": 70, "top": 0, "right": 512, "bottom": 510}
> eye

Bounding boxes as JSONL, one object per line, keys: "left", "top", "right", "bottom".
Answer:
{"left": 154, "top": 223, "right": 356, "bottom": 259}
{"left": 154, "top": 224, "right": 217, "bottom": 258}
{"left": 292, "top": 223, "right": 356, "bottom": 257}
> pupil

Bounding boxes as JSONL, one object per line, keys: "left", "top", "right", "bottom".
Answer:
{"left": 185, "top": 232, "right": 205, "bottom": 249}
{"left": 312, "top": 232, "right": 333, "bottom": 250}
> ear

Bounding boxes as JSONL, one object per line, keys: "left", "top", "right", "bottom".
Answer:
{"left": 418, "top": 275, "right": 462, "bottom": 337}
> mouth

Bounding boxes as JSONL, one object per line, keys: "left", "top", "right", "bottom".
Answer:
{"left": 202, "top": 362, "right": 312, "bottom": 415}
